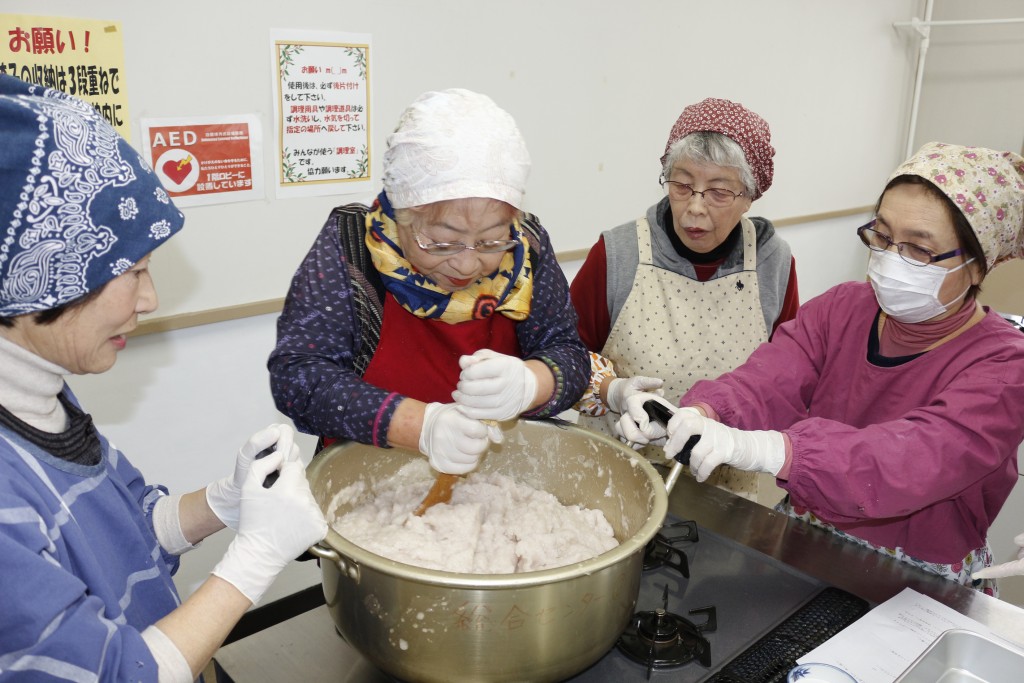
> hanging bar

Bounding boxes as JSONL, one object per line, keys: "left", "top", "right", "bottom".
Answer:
{"left": 894, "top": 17, "right": 1024, "bottom": 28}
{"left": 902, "top": 0, "right": 934, "bottom": 159}
{"left": 896, "top": 10, "right": 1024, "bottom": 157}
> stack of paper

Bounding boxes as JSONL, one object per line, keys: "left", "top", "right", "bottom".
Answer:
{"left": 797, "top": 587, "right": 995, "bottom": 682}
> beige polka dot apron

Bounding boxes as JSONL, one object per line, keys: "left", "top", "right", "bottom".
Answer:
{"left": 581, "top": 216, "right": 769, "bottom": 499}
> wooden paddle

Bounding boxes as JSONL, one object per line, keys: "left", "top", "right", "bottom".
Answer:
{"left": 413, "top": 473, "right": 460, "bottom": 516}
{"left": 413, "top": 420, "right": 498, "bottom": 516}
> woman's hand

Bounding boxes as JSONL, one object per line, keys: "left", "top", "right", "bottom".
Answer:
{"left": 212, "top": 452, "right": 328, "bottom": 605}
{"left": 206, "top": 424, "right": 298, "bottom": 530}
{"left": 453, "top": 349, "right": 539, "bottom": 421}
{"left": 973, "top": 533, "right": 1024, "bottom": 579}
{"left": 419, "top": 402, "right": 499, "bottom": 474}
{"left": 615, "top": 393, "right": 675, "bottom": 448}
{"left": 665, "top": 411, "right": 786, "bottom": 482}
{"left": 605, "top": 375, "right": 664, "bottom": 414}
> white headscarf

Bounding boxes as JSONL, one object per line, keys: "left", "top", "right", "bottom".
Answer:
{"left": 382, "top": 89, "right": 531, "bottom": 210}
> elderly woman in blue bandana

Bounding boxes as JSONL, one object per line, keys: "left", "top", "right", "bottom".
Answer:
{"left": 269, "top": 89, "right": 589, "bottom": 474}
{"left": 0, "top": 75, "right": 327, "bottom": 681}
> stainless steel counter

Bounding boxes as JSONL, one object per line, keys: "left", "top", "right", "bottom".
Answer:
{"left": 213, "top": 472, "right": 1024, "bottom": 681}
{"left": 663, "top": 470, "right": 1024, "bottom": 650}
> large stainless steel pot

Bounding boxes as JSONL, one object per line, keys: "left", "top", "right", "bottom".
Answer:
{"left": 306, "top": 419, "right": 668, "bottom": 683}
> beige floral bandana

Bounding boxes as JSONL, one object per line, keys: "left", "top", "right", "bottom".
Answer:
{"left": 889, "top": 142, "right": 1024, "bottom": 270}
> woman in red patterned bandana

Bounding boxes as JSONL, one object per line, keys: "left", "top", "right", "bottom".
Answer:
{"left": 269, "top": 89, "right": 589, "bottom": 476}
{"left": 571, "top": 98, "right": 800, "bottom": 501}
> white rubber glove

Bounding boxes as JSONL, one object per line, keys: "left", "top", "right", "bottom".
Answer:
{"left": 973, "top": 533, "right": 1024, "bottom": 579}
{"left": 615, "top": 392, "right": 676, "bottom": 448}
{"left": 605, "top": 376, "right": 664, "bottom": 414}
{"left": 212, "top": 450, "right": 327, "bottom": 604}
{"left": 452, "top": 348, "right": 538, "bottom": 421}
{"left": 419, "top": 402, "right": 495, "bottom": 475}
{"left": 665, "top": 410, "right": 786, "bottom": 482}
{"left": 206, "top": 424, "right": 298, "bottom": 530}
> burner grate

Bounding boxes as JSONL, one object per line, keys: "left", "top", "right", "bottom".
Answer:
{"left": 643, "top": 520, "right": 698, "bottom": 575}
{"left": 617, "top": 584, "right": 717, "bottom": 679}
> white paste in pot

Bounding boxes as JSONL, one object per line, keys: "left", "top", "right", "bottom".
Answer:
{"left": 331, "top": 460, "right": 619, "bottom": 573}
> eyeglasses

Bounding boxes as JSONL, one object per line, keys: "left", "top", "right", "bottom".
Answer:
{"left": 412, "top": 228, "right": 518, "bottom": 257}
{"left": 856, "top": 219, "right": 964, "bottom": 267}
{"left": 659, "top": 178, "right": 745, "bottom": 208}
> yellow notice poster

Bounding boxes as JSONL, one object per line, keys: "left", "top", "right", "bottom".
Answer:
{"left": 0, "top": 14, "right": 129, "bottom": 139}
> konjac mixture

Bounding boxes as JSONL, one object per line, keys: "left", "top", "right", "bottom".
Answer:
{"left": 329, "top": 460, "right": 619, "bottom": 573}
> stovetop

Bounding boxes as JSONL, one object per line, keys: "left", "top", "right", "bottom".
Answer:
{"left": 216, "top": 469, "right": 1024, "bottom": 683}
{"left": 215, "top": 514, "right": 831, "bottom": 683}
{"left": 565, "top": 516, "right": 826, "bottom": 682}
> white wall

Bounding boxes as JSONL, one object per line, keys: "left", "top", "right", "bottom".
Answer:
{"left": 3, "top": 0, "right": 921, "bottom": 319}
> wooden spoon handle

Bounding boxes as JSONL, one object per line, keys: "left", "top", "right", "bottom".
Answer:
{"left": 413, "top": 473, "right": 460, "bottom": 516}
{"left": 413, "top": 420, "right": 499, "bottom": 516}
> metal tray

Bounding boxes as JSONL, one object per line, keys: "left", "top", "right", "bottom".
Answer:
{"left": 895, "top": 629, "right": 1024, "bottom": 682}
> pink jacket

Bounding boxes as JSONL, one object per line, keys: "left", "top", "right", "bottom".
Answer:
{"left": 684, "top": 282, "right": 1024, "bottom": 563}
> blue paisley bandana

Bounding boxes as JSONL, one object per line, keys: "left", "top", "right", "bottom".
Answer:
{"left": 0, "top": 75, "right": 184, "bottom": 316}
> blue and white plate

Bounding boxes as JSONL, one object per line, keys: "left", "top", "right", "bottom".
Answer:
{"left": 787, "top": 662, "right": 857, "bottom": 683}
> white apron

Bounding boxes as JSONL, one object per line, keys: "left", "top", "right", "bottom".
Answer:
{"left": 582, "top": 216, "right": 769, "bottom": 498}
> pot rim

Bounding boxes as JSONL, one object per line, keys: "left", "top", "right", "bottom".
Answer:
{"left": 308, "top": 426, "right": 670, "bottom": 589}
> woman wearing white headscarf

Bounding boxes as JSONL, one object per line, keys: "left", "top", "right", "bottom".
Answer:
{"left": 269, "top": 89, "right": 589, "bottom": 474}
{"left": 0, "top": 75, "right": 326, "bottom": 682}
{"left": 627, "top": 142, "right": 1024, "bottom": 593}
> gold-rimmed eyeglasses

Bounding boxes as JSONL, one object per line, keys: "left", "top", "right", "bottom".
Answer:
{"left": 412, "top": 228, "right": 518, "bottom": 257}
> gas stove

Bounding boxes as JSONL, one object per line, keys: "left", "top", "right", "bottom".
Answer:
{"left": 214, "top": 512, "right": 833, "bottom": 683}
{"left": 564, "top": 514, "right": 826, "bottom": 682}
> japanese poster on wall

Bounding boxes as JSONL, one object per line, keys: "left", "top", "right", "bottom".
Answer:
{"left": 1, "top": 13, "right": 130, "bottom": 138}
{"left": 269, "top": 29, "right": 372, "bottom": 199}
{"left": 139, "top": 115, "right": 265, "bottom": 208}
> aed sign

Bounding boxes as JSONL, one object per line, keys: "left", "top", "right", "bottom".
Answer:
{"left": 140, "top": 114, "right": 265, "bottom": 208}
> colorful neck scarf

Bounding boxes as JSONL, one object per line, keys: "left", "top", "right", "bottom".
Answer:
{"left": 364, "top": 193, "right": 533, "bottom": 324}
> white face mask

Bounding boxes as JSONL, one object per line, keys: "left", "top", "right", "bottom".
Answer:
{"left": 867, "top": 249, "right": 975, "bottom": 323}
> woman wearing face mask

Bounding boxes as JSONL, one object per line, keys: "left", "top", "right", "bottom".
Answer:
{"left": 624, "top": 142, "right": 1024, "bottom": 592}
